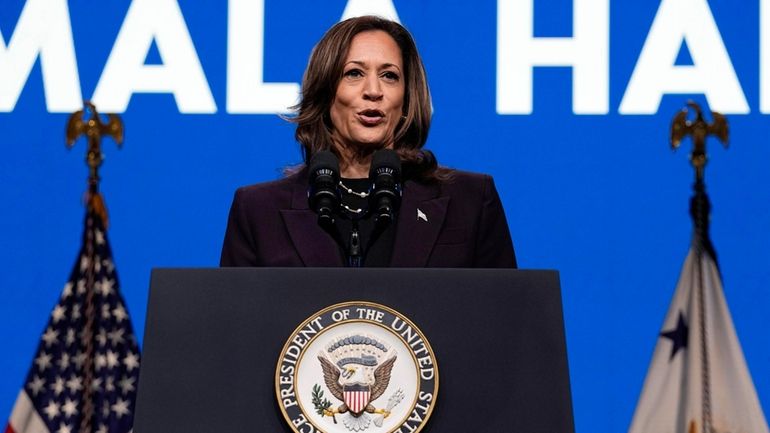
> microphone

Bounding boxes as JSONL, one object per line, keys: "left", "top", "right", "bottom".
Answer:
{"left": 308, "top": 150, "right": 340, "bottom": 227}
{"left": 368, "top": 149, "right": 402, "bottom": 226}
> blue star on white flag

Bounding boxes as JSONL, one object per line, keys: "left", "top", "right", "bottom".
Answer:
{"left": 628, "top": 245, "right": 769, "bottom": 433}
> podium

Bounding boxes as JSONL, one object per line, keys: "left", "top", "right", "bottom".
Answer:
{"left": 133, "top": 268, "right": 573, "bottom": 432}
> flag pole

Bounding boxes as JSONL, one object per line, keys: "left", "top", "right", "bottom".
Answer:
{"left": 65, "top": 102, "right": 123, "bottom": 433}
{"left": 670, "top": 100, "right": 728, "bottom": 433}
{"left": 693, "top": 179, "right": 713, "bottom": 433}
{"left": 629, "top": 98, "right": 766, "bottom": 433}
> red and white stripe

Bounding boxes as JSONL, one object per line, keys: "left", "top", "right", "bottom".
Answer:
{"left": 344, "top": 390, "right": 370, "bottom": 414}
{"left": 5, "top": 391, "right": 50, "bottom": 433}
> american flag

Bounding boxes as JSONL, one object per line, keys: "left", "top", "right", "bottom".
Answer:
{"left": 6, "top": 210, "right": 140, "bottom": 433}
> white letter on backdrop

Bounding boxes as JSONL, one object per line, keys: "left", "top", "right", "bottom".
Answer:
{"left": 227, "top": 0, "right": 300, "bottom": 114}
{"left": 496, "top": 0, "right": 609, "bottom": 114}
{"left": 92, "top": 0, "right": 216, "bottom": 113}
{"left": 341, "top": 0, "right": 401, "bottom": 21}
{"left": 619, "top": 0, "right": 748, "bottom": 114}
{"left": 0, "top": 0, "right": 81, "bottom": 112}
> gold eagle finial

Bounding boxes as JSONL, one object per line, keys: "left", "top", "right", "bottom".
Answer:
{"left": 670, "top": 100, "right": 728, "bottom": 182}
{"left": 66, "top": 101, "right": 124, "bottom": 226}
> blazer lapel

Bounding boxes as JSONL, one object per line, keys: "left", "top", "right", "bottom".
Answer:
{"left": 390, "top": 180, "right": 449, "bottom": 267}
{"left": 280, "top": 175, "right": 344, "bottom": 266}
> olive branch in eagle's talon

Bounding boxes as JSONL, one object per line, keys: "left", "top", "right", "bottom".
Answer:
{"left": 312, "top": 384, "right": 337, "bottom": 424}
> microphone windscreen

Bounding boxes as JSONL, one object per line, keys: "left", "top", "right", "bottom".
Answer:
{"left": 369, "top": 149, "right": 401, "bottom": 178}
{"left": 309, "top": 150, "right": 339, "bottom": 174}
{"left": 307, "top": 150, "right": 340, "bottom": 226}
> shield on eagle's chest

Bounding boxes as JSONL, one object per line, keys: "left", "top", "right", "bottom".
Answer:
{"left": 343, "top": 384, "right": 371, "bottom": 415}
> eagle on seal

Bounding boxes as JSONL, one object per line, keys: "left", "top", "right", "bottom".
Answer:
{"left": 317, "top": 354, "right": 397, "bottom": 417}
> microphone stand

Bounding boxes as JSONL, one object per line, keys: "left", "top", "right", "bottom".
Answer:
{"left": 316, "top": 203, "right": 365, "bottom": 267}
{"left": 348, "top": 218, "right": 362, "bottom": 267}
{"left": 319, "top": 180, "right": 398, "bottom": 267}
{"left": 347, "top": 211, "right": 394, "bottom": 267}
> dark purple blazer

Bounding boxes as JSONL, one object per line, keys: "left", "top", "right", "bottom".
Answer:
{"left": 220, "top": 169, "right": 516, "bottom": 268}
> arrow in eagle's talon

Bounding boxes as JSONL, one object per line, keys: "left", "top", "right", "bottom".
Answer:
{"left": 373, "top": 389, "right": 405, "bottom": 427}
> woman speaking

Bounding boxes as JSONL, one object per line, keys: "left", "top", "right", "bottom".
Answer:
{"left": 220, "top": 16, "right": 516, "bottom": 268}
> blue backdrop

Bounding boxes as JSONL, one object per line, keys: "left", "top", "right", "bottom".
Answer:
{"left": 1, "top": 1, "right": 768, "bottom": 432}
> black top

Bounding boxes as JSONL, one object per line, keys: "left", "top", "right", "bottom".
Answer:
{"left": 331, "top": 178, "right": 396, "bottom": 267}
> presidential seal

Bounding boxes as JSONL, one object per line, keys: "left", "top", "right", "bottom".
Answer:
{"left": 275, "top": 302, "right": 438, "bottom": 433}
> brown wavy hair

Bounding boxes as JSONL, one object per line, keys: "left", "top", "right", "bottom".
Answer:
{"left": 289, "top": 16, "right": 444, "bottom": 181}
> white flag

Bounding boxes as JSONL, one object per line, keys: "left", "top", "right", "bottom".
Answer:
{"left": 628, "top": 245, "right": 769, "bottom": 433}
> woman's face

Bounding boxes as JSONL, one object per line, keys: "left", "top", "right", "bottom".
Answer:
{"left": 329, "top": 30, "right": 405, "bottom": 153}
